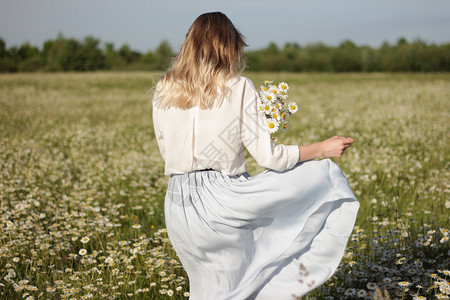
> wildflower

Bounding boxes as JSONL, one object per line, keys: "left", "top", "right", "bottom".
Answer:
{"left": 167, "top": 289, "right": 174, "bottom": 296}
{"left": 184, "top": 292, "right": 190, "bottom": 297}
{"left": 105, "top": 257, "right": 114, "bottom": 264}
{"left": 266, "top": 118, "right": 279, "bottom": 134}
{"left": 356, "top": 289, "right": 367, "bottom": 297}
{"left": 382, "top": 277, "right": 392, "bottom": 284}
{"left": 345, "top": 288, "right": 356, "bottom": 296}
{"left": 79, "top": 249, "right": 87, "bottom": 256}
{"left": 80, "top": 236, "right": 90, "bottom": 243}
{"left": 288, "top": 102, "right": 298, "bottom": 114}
{"left": 132, "top": 224, "right": 141, "bottom": 229}
{"left": 367, "top": 282, "right": 378, "bottom": 290}
{"left": 398, "top": 281, "right": 412, "bottom": 287}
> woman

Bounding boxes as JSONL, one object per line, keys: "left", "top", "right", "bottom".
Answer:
{"left": 152, "top": 12, "right": 359, "bottom": 299}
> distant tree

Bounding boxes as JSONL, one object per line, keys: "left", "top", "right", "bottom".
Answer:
{"left": 16, "top": 42, "right": 43, "bottom": 71}
{"left": 0, "top": 38, "right": 13, "bottom": 72}
{"left": 303, "top": 43, "right": 333, "bottom": 71}
{"left": 154, "top": 40, "right": 173, "bottom": 70}
{"left": 118, "top": 44, "right": 141, "bottom": 65}
{"left": 331, "top": 40, "right": 362, "bottom": 72}
{"left": 79, "top": 36, "right": 105, "bottom": 71}
{"left": 104, "top": 42, "right": 123, "bottom": 69}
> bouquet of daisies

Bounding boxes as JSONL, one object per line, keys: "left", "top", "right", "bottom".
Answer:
{"left": 258, "top": 80, "right": 298, "bottom": 139}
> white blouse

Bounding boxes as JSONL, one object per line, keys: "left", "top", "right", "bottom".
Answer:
{"left": 152, "top": 76, "right": 299, "bottom": 176}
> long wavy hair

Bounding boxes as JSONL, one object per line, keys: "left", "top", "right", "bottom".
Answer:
{"left": 154, "top": 12, "right": 248, "bottom": 109}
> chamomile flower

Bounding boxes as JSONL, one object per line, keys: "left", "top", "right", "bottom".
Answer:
{"left": 356, "top": 289, "right": 367, "bottom": 297}
{"left": 279, "top": 91, "right": 288, "bottom": 100}
{"left": 79, "top": 249, "right": 87, "bottom": 256}
{"left": 258, "top": 80, "right": 297, "bottom": 135}
{"left": 271, "top": 111, "right": 281, "bottom": 121}
{"left": 105, "top": 257, "right": 114, "bottom": 264}
{"left": 278, "top": 82, "right": 289, "bottom": 99}
{"left": 282, "top": 122, "right": 289, "bottom": 131}
{"left": 80, "top": 236, "right": 90, "bottom": 243}
{"left": 288, "top": 102, "right": 298, "bottom": 114}
{"left": 266, "top": 119, "right": 279, "bottom": 134}
{"left": 263, "top": 92, "right": 276, "bottom": 103}
{"left": 260, "top": 103, "right": 272, "bottom": 115}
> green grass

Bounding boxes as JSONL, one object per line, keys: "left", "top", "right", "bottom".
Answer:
{"left": 0, "top": 72, "right": 448, "bottom": 299}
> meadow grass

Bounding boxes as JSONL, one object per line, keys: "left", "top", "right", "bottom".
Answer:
{"left": 0, "top": 72, "right": 448, "bottom": 299}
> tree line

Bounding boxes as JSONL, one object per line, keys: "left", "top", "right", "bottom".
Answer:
{"left": 1, "top": 34, "right": 449, "bottom": 72}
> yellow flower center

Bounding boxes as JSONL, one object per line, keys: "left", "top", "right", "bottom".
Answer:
{"left": 291, "top": 105, "right": 296, "bottom": 110}
{"left": 272, "top": 90, "right": 277, "bottom": 94}
{"left": 281, "top": 85, "right": 286, "bottom": 89}
{"left": 268, "top": 123, "right": 275, "bottom": 129}
{"left": 264, "top": 106, "right": 269, "bottom": 111}
{"left": 273, "top": 114, "right": 278, "bottom": 119}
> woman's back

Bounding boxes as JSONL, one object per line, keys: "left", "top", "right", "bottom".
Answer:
{"left": 153, "top": 76, "right": 299, "bottom": 176}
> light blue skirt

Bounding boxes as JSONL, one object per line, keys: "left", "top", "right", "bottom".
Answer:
{"left": 165, "top": 159, "right": 359, "bottom": 299}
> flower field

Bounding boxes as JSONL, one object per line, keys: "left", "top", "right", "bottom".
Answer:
{"left": 0, "top": 72, "right": 448, "bottom": 299}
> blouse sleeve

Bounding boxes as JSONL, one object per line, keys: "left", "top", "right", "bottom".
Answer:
{"left": 240, "top": 78, "right": 299, "bottom": 171}
{"left": 152, "top": 103, "right": 166, "bottom": 160}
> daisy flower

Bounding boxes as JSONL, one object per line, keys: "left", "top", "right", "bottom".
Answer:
{"left": 268, "top": 85, "right": 279, "bottom": 97}
{"left": 271, "top": 111, "right": 281, "bottom": 121}
{"left": 105, "top": 257, "right": 114, "bottom": 264}
{"left": 366, "top": 282, "right": 378, "bottom": 290}
{"left": 288, "top": 102, "right": 298, "bottom": 114}
{"left": 279, "top": 90, "right": 288, "bottom": 100}
{"left": 79, "top": 249, "right": 87, "bottom": 256}
{"left": 264, "top": 92, "right": 277, "bottom": 103}
{"left": 278, "top": 82, "right": 289, "bottom": 99}
{"left": 345, "top": 288, "right": 356, "bottom": 296}
{"left": 266, "top": 119, "right": 279, "bottom": 134}
{"left": 260, "top": 103, "right": 272, "bottom": 115}
{"left": 278, "top": 82, "right": 289, "bottom": 92}
{"left": 80, "top": 236, "right": 90, "bottom": 243}
{"left": 356, "top": 289, "right": 367, "bottom": 297}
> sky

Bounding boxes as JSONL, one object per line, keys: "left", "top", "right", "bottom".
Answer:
{"left": 1, "top": 0, "right": 450, "bottom": 53}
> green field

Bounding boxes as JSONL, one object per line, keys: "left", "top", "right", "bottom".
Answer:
{"left": 0, "top": 72, "right": 448, "bottom": 299}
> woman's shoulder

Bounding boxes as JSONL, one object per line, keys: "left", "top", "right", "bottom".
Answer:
{"left": 229, "top": 76, "right": 258, "bottom": 91}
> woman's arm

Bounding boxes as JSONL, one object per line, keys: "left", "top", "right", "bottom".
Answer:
{"left": 298, "top": 136, "right": 354, "bottom": 162}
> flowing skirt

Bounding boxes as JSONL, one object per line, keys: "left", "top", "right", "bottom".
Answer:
{"left": 164, "top": 159, "right": 359, "bottom": 299}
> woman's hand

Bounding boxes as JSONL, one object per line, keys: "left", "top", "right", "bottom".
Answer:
{"left": 319, "top": 136, "right": 354, "bottom": 158}
{"left": 298, "top": 136, "right": 354, "bottom": 162}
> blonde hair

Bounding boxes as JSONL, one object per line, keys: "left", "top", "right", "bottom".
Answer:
{"left": 154, "top": 12, "right": 247, "bottom": 110}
